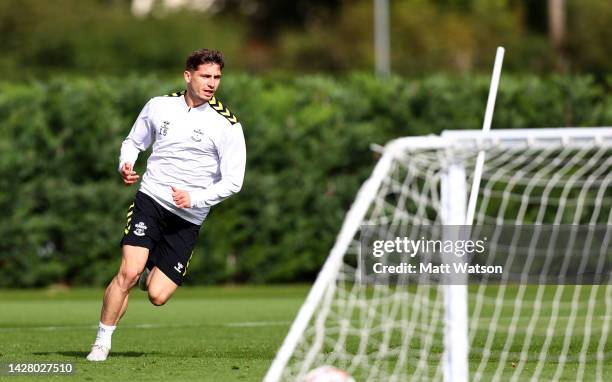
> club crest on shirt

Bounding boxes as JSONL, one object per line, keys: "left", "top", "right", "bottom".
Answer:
{"left": 160, "top": 120, "right": 170, "bottom": 136}
{"left": 191, "top": 128, "right": 204, "bottom": 142}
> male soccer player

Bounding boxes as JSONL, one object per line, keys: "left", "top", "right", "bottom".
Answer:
{"left": 86, "top": 49, "right": 246, "bottom": 361}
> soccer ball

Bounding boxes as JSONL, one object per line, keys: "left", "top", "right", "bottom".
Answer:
{"left": 303, "top": 365, "right": 356, "bottom": 382}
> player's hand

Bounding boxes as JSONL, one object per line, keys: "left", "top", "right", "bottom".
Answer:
{"left": 171, "top": 186, "right": 191, "bottom": 208}
{"left": 121, "top": 163, "right": 139, "bottom": 185}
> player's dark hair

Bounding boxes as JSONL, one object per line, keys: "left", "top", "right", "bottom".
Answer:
{"left": 185, "top": 49, "right": 224, "bottom": 71}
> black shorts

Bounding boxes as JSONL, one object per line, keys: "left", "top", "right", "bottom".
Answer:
{"left": 121, "top": 191, "right": 200, "bottom": 286}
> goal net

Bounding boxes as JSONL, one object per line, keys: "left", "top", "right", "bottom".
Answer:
{"left": 265, "top": 128, "right": 612, "bottom": 382}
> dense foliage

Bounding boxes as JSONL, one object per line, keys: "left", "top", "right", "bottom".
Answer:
{"left": 2, "top": 0, "right": 612, "bottom": 78}
{"left": 1, "top": 74, "right": 611, "bottom": 286}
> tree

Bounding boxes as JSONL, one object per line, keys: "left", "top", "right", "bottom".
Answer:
{"left": 548, "top": 0, "right": 567, "bottom": 72}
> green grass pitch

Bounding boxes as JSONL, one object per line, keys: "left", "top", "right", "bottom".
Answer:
{"left": 0, "top": 285, "right": 610, "bottom": 381}
{"left": 0, "top": 286, "right": 308, "bottom": 382}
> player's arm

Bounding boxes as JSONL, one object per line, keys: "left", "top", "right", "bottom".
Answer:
{"left": 177, "top": 124, "right": 246, "bottom": 208}
{"left": 118, "top": 100, "right": 155, "bottom": 185}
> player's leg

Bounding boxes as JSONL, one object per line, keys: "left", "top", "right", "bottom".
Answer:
{"left": 87, "top": 245, "right": 148, "bottom": 362}
{"left": 147, "top": 267, "right": 179, "bottom": 306}
{"left": 118, "top": 291, "right": 130, "bottom": 320}
{"left": 101, "top": 245, "right": 149, "bottom": 324}
{"left": 87, "top": 192, "right": 163, "bottom": 362}
{"left": 145, "top": 247, "right": 194, "bottom": 305}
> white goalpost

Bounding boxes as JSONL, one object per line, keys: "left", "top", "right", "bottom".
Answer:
{"left": 265, "top": 127, "right": 612, "bottom": 382}
{"left": 442, "top": 46, "right": 504, "bottom": 382}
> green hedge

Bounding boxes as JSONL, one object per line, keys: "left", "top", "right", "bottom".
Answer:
{"left": 1, "top": 74, "right": 610, "bottom": 287}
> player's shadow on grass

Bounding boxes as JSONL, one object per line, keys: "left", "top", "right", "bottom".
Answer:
{"left": 32, "top": 351, "right": 156, "bottom": 358}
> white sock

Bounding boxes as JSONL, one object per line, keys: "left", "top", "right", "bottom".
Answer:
{"left": 94, "top": 322, "right": 116, "bottom": 348}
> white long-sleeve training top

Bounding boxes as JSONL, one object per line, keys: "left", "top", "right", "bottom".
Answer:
{"left": 119, "top": 91, "right": 246, "bottom": 225}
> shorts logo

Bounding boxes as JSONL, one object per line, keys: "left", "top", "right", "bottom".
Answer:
{"left": 133, "top": 222, "right": 148, "bottom": 237}
{"left": 174, "top": 262, "right": 184, "bottom": 273}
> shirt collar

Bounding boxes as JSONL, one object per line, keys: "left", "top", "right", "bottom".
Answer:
{"left": 181, "top": 93, "right": 209, "bottom": 112}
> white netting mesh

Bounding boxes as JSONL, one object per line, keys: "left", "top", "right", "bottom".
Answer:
{"left": 275, "top": 131, "right": 612, "bottom": 382}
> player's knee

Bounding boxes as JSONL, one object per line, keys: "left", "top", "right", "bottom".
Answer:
{"left": 148, "top": 291, "right": 170, "bottom": 306}
{"left": 117, "top": 268, "right": 140, "bottom": 290}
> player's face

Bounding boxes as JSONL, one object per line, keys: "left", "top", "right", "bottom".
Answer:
{"left": 184, "top": 63, "right": 222, "bottom": 103}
